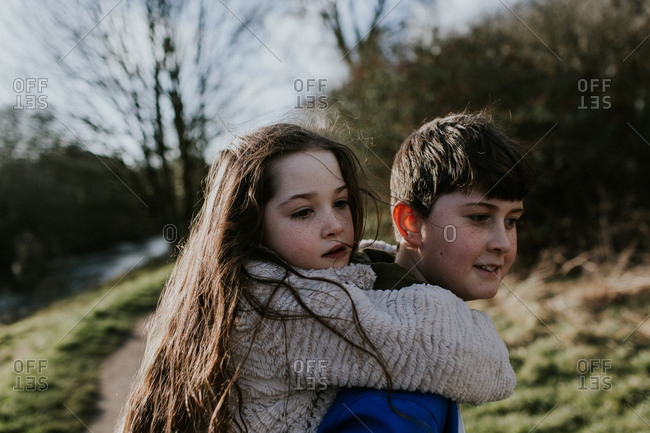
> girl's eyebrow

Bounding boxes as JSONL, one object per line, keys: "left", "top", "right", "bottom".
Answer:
{"left": 279, "top": 192, "right": 314, "bottom": 207}
{"left": 279, "top": 185, "right": 348, "bottom": 207}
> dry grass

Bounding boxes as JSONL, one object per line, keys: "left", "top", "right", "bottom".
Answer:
{"left": 462, "top": 259, "right": 650, "bottom": 433}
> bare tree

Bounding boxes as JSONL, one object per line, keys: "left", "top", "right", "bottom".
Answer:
{"left": 319, "top": 0, "right": 389, "bottom": 68}
{"left": 30, "top": 0, "right": 268, "bottom": 235}
{"left": 312, "top": 0, "right": 437, "bottom": 69}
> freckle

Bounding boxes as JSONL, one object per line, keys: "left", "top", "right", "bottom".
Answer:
{"left": 439, "top": 252, "right": 443, "bottom": 256}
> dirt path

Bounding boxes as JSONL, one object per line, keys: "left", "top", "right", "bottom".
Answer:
{"left": 89, "top": 315, "right": 150, "bottom": 433}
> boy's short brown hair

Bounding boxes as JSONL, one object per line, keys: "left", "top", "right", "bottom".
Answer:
{"left": 390, "top": 111, "right": 535, "bottom": 218}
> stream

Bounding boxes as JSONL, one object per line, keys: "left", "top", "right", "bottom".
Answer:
{"left": 0, "top": 236, "right": 172, "bottom": 324}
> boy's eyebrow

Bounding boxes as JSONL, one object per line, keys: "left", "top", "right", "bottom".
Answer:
{"left": 463, "top": 201, "right": 525, "bottom": 213}
{"left": 278, "top": 185, "right": 348, "bottom": 207}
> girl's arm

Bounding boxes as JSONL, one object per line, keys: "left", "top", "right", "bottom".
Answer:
{"left": 237, "top": 263, "right": 515, "bottom": 406}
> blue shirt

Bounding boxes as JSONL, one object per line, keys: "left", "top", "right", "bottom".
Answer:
{"left": 318, "top": 387, "right": 463, "bottom": 433}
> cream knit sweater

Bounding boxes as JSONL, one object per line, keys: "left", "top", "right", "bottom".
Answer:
{"left": 230, "top": 261, "right": 516, "bottom": 433}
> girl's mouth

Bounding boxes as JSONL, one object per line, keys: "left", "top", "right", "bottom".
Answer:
{"left": 323, "top": 245, "right": 347, "bottom": 259}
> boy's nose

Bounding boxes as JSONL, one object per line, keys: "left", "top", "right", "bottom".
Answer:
{"left": 487, "top": 224, "right": 512, "bottom": 253}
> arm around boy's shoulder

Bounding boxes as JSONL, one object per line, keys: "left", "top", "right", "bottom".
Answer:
{"left": 239, "top": 260, "right": 514, "bottom": 407}
{"left": 361, "top": 283, "right": 516, "bottom": 405}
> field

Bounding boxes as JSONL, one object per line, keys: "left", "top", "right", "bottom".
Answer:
{"left": 0, "top": 259, "right": 648, "bottom": 432}
{"left": 0, "top": 262, "right": 172, "bottom": 433}
{"left": 462, "top": 262, "right": 650, "bottom": 432}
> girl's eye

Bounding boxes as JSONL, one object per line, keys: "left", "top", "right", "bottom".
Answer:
{"left": 334, "top": 199, "right": 349, "bottom": 209}
{"left": 291, "top": 208, "right": 313, "bottom": 219}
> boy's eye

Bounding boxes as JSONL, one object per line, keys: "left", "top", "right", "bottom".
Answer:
{"left": 468, "top": 214, "right": 489, "bottom": 223}
{"left": 291, "top": 208, "right": 313, "bottom": 219}
{"left": 506, "top": 217, "right": 521, "bottom": 228}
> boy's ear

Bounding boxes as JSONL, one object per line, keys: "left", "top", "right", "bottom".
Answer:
{"left": 392, "top": 202, "right": 422, "bottom": 247}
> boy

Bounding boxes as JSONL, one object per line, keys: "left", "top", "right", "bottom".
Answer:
{"left": 319, "top": 112, "right": 534, "bottom": 432}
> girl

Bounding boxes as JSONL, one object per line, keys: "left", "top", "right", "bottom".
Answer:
{"left": 120, "top": 123, "right": 515, "bottom": 433}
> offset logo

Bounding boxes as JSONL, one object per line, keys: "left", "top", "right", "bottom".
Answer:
{"left": 577, "top": 359, "right": 612, "bottom": 391}
{"left": 294, "top": 79, "right": 328, "bottom": 109}
{"left": 292, "top": 359, "right": 328, "bottom": 391}
{"left": 578, "top": 78, "right": 611, "bottom": 110}
{"left": 13, "top": 78, "right": 49, "bottom": 110}
{"left": 13, "top": 359, "right": 48, "bottom": 391}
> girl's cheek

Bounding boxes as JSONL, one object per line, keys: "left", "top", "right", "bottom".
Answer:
{"left": 293, "top": 228, "right": 316, "bottom": 247}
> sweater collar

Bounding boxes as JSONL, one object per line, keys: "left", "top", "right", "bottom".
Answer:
{"left": 245, "top": 260, "right": 376, "bottom": 289}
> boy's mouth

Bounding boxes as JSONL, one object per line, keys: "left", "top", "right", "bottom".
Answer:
{"left": 474, "top": 264, "right": 499, "bottom": 274}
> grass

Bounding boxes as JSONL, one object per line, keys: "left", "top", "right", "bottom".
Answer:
{"left": 1, "top": 255, "right": 648, "bottom": 432}
{"left": 0, "top": 261, "right": 172, "bottom": 433}
{"left": 461, "top": 263, "right": 650, "bottom": 433}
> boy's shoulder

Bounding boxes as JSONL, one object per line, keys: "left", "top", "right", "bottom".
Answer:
{"left": 371, "top": 260, "right": 423, "bottom": 291}
{"left": 353, "top": 240, "right": 424, "bottom": 291}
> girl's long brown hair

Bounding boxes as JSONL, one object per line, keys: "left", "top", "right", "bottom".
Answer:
{"left": 120, "top": 123, "right": 389, "bottom": 432}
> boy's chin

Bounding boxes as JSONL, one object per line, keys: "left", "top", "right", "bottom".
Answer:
{"left": 457, "top": 284, "right": 500, "bottom": 301}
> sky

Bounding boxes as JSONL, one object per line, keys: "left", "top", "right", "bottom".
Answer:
{"left": 0, "top": 0, "right": 513, "bottom": 159}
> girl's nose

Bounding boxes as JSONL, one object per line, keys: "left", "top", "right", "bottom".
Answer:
{"left": 322, "top": 209, "right": 344, "bottom": 238}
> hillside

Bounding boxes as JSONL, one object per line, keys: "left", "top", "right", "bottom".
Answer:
{"left": 462, "top": 263, "right": 650, "bottom": 432}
